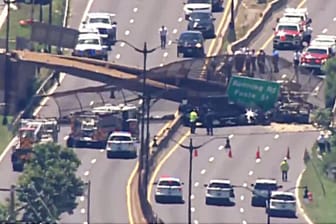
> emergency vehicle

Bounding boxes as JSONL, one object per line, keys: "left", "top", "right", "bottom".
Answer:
{"left": 266, "top": 191, "right": 297, "bottom": 217}
{"left": 66, "top": 104, "right": 139, "bottom": 149}
{"left": 300, "top": 42, "right": 335, "bottom": 71}
{"left": 11, "top": 118, "right": 60, "bottom": 172}
{"left": 282, "top": 8, "right": 312, "bottom": 26}
{"left": 273, "top": 17, "right": 307, "bottom": 50}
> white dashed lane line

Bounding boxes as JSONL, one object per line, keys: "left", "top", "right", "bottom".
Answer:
{"left": 248, "top": 170, "right": 253, "bottom": 176}
{"left": 240, "top": 195, "right": 244, "bottom": 201}
{"left": 218, "top": 145, "right": 224, "bottom": 151}
{"left": 322, "top": 28, "right": 328, "bottom": 33}
{"left": 80, "top": 196, "right": 85, "bottom": 202}
{"left": 239, "top": 208, "right": 244, "bottom": 213}
{"left": 163, "top": 52, "right": 168, "bottom": 57}
{"left": 100, "top": 149, "right": 104, "bottom": 152}
{"left": 159, "top": 63, "right": 163, "bottom": 67}
{"left": 124, "top": 30, "right": 130, "bottom": 36}
{"left": 274, "top": 134, "right": 279, "bottom": 139}
{"left": 115, "top": 53, "right": 121, "bottom": 59}
{"left": 172, "top": 28, "right": 178, "bottom": 34}
{"left": 191, "top": 207, "right": 196, "bottom": 213}
{"left": 178, "top": 17, "right": 183, "bottom": 22}
{"left": 63, "top": 135, "right": 69, "bottom": 140}
{"left": 229, "top": 134, "right": 234, "bottom": 139}
{"left": 84, "top": 171, "right": 90, "bottom": 176}
{"left": 80, "top": 208, "right": 86, "bottom": 214}
{"left": 120, "top": 42, "right": 125, "bottom": 47}
{"left": 190, "top": 194, "right": 195, "bottom": 200}
{"left": 264, "top": 146, "right": 270, "bottom": 151}
{"left": 243, "top": 182, "right": 247, "bottom": 187}
{"left": 242, "top": 220, "right": 247, "bottom": 224}
{"left": 91, "top": 158, "right": 96, "bottom": 164}
{"left": 200, "top": 169, "right": 206, "bottom": 175}
{"left": 129, "top": 18, "right": 134, "bottom": 24}
{"left": 256, "top": 158, "right": 261, "bottom": 164}
{"left": 334, "top": 17, "right": 336, "bottom": 21}
{"left": 194, "top": 182, "right": 199, "bottom": 187}
{"left": 133, "top": 7, "right": 138, "bottom": 13}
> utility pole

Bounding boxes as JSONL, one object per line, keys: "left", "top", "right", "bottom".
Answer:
{"left": 230, "top": 0, "right": 235, "bottom": 31}
{"left": 87, "top": 180, "right": 91, "bottom": 224}
{"left": 47, "top": 0, "right": 52, "bottom": 52}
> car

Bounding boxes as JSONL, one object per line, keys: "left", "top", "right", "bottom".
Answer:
{"left": 300, "top": 44, "right": 335, "bottom": 71}
{"left": 154, "top": 177, "right": 184, "bottom": 203}
{"left": 273, "top": 17, "right": 305, "bottom": 50}
{"left": 79, "top": 27, "right": 100, "bottom": 35}
{"left": 177, "top": 31, "right": 205, "bottom": 57}
{"left": 282, "top": 8, "right": 312, "bottom": 26}
{"left": 183, "top": 0, "right": 212, "bottom": 20}
{"left": 212, "top": 0, "right": 224, "bottom": 12}
{"left": 266, "top": 191, "right": 297, "bottom": 217}
{"left": 311, "top": 35, "right": 336, "bottom": 52}
{"left": 204, "top": 179, "right": 235, "bottom": 205}
{"left": 187, "top": 12, "right": 216, "bottom": 38}
{"left": 82, "top": 12, "right": 117, "bottom": 46}
{"left": 251, "top": 178, "right": 280, "bottom": 207}
{"left": 105, "top": 131, "right": 137, "bottom": 158}
{"left": 72, "top": 33, "right": 108, "bottom": 61}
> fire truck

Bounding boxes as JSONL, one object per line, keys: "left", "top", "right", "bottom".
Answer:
{"left": 11, "top": 118, "right": 60, "bottom": 172}
{"left": 66, "top": 103, "right": 139, "bottom": 149}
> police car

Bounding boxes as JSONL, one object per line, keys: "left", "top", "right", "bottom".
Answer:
{"left": 105, "top": 131, "right": 137, "bottom": 158}
{"left": 72, "top": 33, "right": 108, "bottom": 61}
{"left": 204, "top": 179, "right": 235, "bottom": 205}
{"left": 82, "top": 12, "right": 117, "bottom": 46}
{"left": 282, "top": 8, "right": 312, "bottom": 26}
{"left": 154, "top": 176, "right": 184, "bottom": 203}
{"left": 183, "top": 0, "right": 212, "bottom": 20}
{"left": 311, "top": 35, "right": 336, "bottom": 52}
{"left": 266, "top": 191, "right": 297, "bottom": 217}
{"left": 251, "top": 178, "right": 280, "bottom": 206}
{"left": 273, "top": 17, "right": 304, "bottom": 50}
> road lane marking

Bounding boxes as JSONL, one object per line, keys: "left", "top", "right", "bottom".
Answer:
{"left": 63, "top": 135, "right": 69, "bottom": 141}
{"left": 200, "top": 169, "right": 206, "bottom": 175}
{"left": 229, "top": 134, "right": 234, "bottom": 139}
{"left": 191, "top": 194, "right": 195, "bottom": 200}
{"left": 218, "top": 145, "right": 224, "bottom": 150}
{"left": 159, "top": 63, "right": 163, "bottom": 67}
{"left": 209, "top": 157, "right": 215, "bottom": 162}
{"left": 178, "top": 17, "right": 183, "bottom": 22}
{"left": 116, "top": 54, "right": 121, "bottom": 59}
{"left": 124, "top": 30, "right": 130, "bottom": 36}
{"left": 99, "top": 149, "right": 104, "bottom": 152}
{"left": 240, "top": 208, "right": 244, "bottom": 213}
{"left": 163, "top": 52, "right": 168, "bottom": 58}
{"left": 133, "top": 7, "right": 138, "bottom": 13}
{"left": 80, "top": 196, "right": 85, "bottom": 202}
{"left": 296, "top": 169, "right": 314, "bottom": 224}
{"left": 84, "top": 171, "right": 89, "bottom": 176}
{"left": 127, "top": 161, "right": 139, "bottom": 224}
{"left": 191, "top": 207, "right": 196, "bottom": 212}
{"left": 120, "top": 42, "right": 125, "bottom": 47}
{"left": 172, "top": 28, "right": 178, "bottom": 34}
{"left": 83, "top": 222, "right": 88, "bottom": 224}
{"left": 256, "top": 158, "right": 261, "bottom": 163}
{"left": 260, "top": 0, "right": 306, "bottom": 49}
{"left": 194, "top": 182, "right": 199, "bottom": 187}
{"left": 194, "top": 220, "right": 199, "bottom": 224}
{"left": 274, "top": 134, "right": 279, "bottom": 139}
{"left": 334, "top": 17, "right": 336, "bottom": 22}
{"left": 168, "top": 40, "right": 172, "bottom": 45}
{"left": 242, "top": 220, "right": 247, "bottom": 224}
{"left": 243, "top": 182, "right": 248, "bottom": 187}
{"left": 147, "top": 132, "right": 190, "bottom": 202}
{"left": 248, "top": 170, "right": 254, "bottom": 176}
{"left": 322, "top": 28, "right": 328, "bottom": 33}
{"left": 129, "top": 19, "right": 134, "bottom": 24}
{"left": 264, "top": 146, "right": 270, "bottom": 151}
{"left": 240, "top": 195, "right": 244, "bottom": 201}
{"left": 80, "top": 208, "right": 86, "bottom": 214}
{"left": 91, "top": 159, "right": 96, "bottom": 164}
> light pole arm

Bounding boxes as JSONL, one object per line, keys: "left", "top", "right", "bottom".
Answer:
{"left": 115, "top": 39, "right": 160, "bottom": 54}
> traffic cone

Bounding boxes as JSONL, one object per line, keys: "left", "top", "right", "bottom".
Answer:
{"left": 228, "top": 149, "right": 233, "bottom": 158}
{"left": 256, "top": 147, "right": 261, "bottom": 159}
{"left": 194, "top": 149, "right": 198, "bottom": 157}
{"left": 286, "top": 147, "right": 291, "bottom": 160}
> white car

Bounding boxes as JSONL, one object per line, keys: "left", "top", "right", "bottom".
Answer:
{"left": 72, "top": 33, "right": 108, "bottom": 61}
{"left": 283, "top": 8, "right": 311, "bottom": 25}
{"left": 311, "top": 35, "right": 336, "bottom": 52}
{"left": 105, "top": 131, "right": 137, "bottom": 158}
{"left": 82, "top": 12, "right": 117, "bottom": 46}
{"left": 204, "top": 179, "right": 235, "bottom": 205}
{"left": 154, "top": 176, "right": 184, "bottom": 203}
{"left": 79, "top": 27, "right": 100, "bottom": 35}
{"left": 183, "top": 0, "right": 212, "bottom": 20}
{"left": 266, "top": 191, "right": 297, "bottom": 217}
{"left": 251, "top": 178, "right": 280, "bottom": 206}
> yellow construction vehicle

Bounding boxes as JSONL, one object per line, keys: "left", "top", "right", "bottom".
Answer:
{"left": 11, "top": 118, "right": 59, "bottom": 172}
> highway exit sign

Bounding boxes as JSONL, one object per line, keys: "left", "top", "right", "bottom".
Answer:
{"left": 227, "top": 75, "right": 280, "bottom": 111}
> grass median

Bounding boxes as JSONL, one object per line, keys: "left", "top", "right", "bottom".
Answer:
{"left": 0, "top": 0, "right": 67, "bottom": 153}
{"left": 299, "top": 147, "right": 336, "bottom": 223}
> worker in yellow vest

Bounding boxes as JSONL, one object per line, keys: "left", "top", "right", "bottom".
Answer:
{"left": 189, "top": 109, "right": 198, "bottom": 134}
{"left": 280, "top": 157, "right": 289, "bottom": 182}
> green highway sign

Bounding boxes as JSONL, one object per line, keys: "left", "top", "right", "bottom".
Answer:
{"left": 227, "top": 75, "right": 280, "bottom": 110}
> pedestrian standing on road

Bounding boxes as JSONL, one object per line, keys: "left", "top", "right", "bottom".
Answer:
{"left": 257, "top": 49, "right": 266, "bottom": 74}
{"left": 189, "top": 109, "right": 198, "bottom": 134}
{"left": 245, "top": 50, "right": 252, "bottom": 76}
{"left": 109, "top": 21, "right": 117, "bottom": 45}
{"left": 280, "top": 157, "right": 289, "bottom": 182}
{"left": 272, "top": 49, "right": 279, "bottom": 73}
{"left": 293, "top": 49, "right": 301, "bottom": 75}
{"left": 159, "top": 25, "right": 168, "bottom": 49}
{"left": 251, "top": 49, "right": 257, "bottom": 72}
{"left": 204, "top": 109, "right": 214, "bottom": 136}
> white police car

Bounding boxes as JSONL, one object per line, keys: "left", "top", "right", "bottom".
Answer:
{"left": 183, "top": 0, "right": 212, "bottom": 20}
{"left": 105, "top": 131, "right": 137, "bottom": 158}
{"left": 154, "top": 176, "right": 184, "bottom": 203}
{"left": 204, "top": 179, "right": 235, "bottom": 205}
{"left": 251, "top": 178, "right": 280, "bottom": 206}
{"left": 266, "top": 191, "right": 297, "bottom": 217}
{"left": 72, "top": 33, "right": 108, "bottom": 61}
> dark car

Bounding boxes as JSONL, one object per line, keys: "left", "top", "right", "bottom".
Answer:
{"left": 177, "top": 31, "right": 205, "bottom": 58}
{"left": 187, "top": 12, "right": 216, "bottom": 38}
{"left": 212, "top": 0, "right": 224, "bottom": 11}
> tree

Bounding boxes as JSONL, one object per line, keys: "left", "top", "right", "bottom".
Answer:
{"left": 17, "top": 143, "right": 84, "bottom": 222}
{"left": 311, "top": 108, "right": 332, "bottom": 130}
{"left": 322, "top": 58, "right": 336, "bottom": 108}
{"left": 0, "top": 203, "right": 8, "bottom": 222}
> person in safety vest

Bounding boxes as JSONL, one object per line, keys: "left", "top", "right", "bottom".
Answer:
{"left": 189, "top": 109, "right": 198, "bottom": 134}
{"left": 159, "top": 25, "right": 168, "bottom": 49}
{"left": 280, "top": 157, "right": 289, "bottom": 182}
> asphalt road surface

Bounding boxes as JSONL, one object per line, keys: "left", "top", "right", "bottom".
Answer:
{"left": 150, "top": 126, "right": 319, "bottom": 224}
{"left": 0, "top": 0, "right": 232, "bottom": 223}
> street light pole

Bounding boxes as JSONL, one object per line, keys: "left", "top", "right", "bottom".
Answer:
{"left": 87, "top": 180, "right": 91, "bottom": 224}
{"left": 230, "top": 0, "right": 235, "bottom": 31}
{"left": 187, "top": 138, "right": 193, "bottom": 224}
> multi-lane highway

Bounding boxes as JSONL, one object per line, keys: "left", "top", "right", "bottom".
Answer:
{"left": 149, "top": 126, "right": 319, "bottom": 224}
{"left": 148, "top": 0, "right": 331, "bottom": 223}
{"left": 0, "top": 0, "right": 233, "bottom": 223}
